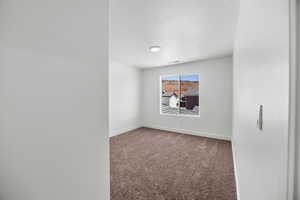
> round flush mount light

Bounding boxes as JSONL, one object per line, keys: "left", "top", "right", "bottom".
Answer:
{"left": 149, "top": 46, "right": 161, "bottom": 52}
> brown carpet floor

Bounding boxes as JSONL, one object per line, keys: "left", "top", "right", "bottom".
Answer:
{"left": 110, "top": 128, "right": 237, "bottom": 200}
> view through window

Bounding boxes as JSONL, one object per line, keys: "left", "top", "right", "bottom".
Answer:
{"left": 161, "top": 74, "right": 200, "bottom": 116}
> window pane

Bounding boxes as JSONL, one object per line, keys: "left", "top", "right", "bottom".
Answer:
{"left": 179, "top": 74, "right": 199, "bottom": 116}
{"left": 161, "top": 75, "right": 180, "bottom": 115}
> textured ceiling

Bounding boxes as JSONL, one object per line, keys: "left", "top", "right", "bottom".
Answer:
{"left": 110, "top": 0, "right": 239, "bottom": 68}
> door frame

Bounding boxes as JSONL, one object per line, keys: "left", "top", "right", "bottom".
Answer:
{"left": 288, "top": 0, "right": 297, "bottom": 199}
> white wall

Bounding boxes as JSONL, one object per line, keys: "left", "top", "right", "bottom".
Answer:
{"left": 296, "top": 57, "right": 300, "bottom": 198}
{"left": 0, "top": 1, "right": 109, "bottom": 200}
{"left": 296, "top": 1, "right": 300, "bottom": 198}
{"left": 142, "top": 56, "right": 233, "bottom": 140}
{"left": 233, "top": 0, "right": 290, "bottom": 200}
{"left": 296, "top": 63, "right": 300, "bottom": 199}
{"left": 109, "top": 61, "right": 142, "bottom": 136}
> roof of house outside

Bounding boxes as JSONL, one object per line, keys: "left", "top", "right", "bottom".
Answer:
{"left": 162, "top": 92, "right": 177, "bottom": 97}
{"left": 184, "top": 87, "right": 199, "bottom": 96}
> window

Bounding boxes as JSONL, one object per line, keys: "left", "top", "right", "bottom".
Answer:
{"left": 160, "top": 74, "right": 200, "bottom": 116}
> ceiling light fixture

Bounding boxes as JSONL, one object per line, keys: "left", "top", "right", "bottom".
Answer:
{"left": 149, "top": 46, "right": 161, "bottom": 52}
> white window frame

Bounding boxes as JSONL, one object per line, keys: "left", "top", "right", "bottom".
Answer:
{"left": 159, "top": 73, "right": 200, "bottom": 118}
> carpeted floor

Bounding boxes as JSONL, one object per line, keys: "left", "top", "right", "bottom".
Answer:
{"left": 110, "top": 128, "right": 237, "bottom": 200}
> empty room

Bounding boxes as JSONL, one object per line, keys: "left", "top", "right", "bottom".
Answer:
{"left": 109, "top": 1, "right": 237, "bottom": 199}
{"left": 0, "top": 0, "right": 299, "bottom": 200}
{"left": 109, "top": 0, "right": 295, "bottom": 200}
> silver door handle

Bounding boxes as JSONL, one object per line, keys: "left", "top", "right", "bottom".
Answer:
{"left": 257, "top": 105, "right": 263, "bottom": 131}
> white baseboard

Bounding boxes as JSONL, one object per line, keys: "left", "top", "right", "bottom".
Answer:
{"left": 109, "top": 126, "right": 142, "bottom": 137}
{"left": 231, "top": 139, "right": 240, "bottom": 200}
{"left": 143, "top": 125, "right": 231, "bottom": 141}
